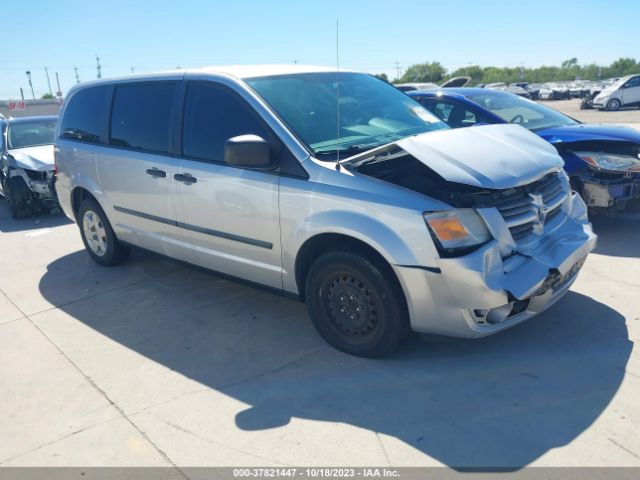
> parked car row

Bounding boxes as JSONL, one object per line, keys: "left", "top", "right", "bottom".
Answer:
{"left": 7, "top": 66, "right": 637, "bottom": 357}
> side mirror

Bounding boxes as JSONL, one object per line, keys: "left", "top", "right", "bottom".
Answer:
{"left": 224, "top": 135, "right": 274, "bottom": 170}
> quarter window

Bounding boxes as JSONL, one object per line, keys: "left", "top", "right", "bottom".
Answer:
{"left": 61, "top": 86, "right": 110, "bottom": 143}
{"left": 182, "top": 83, "right": 269, "bottom": 162}
{"left": 110, "top": 83, "right": 176, "bottom": 153}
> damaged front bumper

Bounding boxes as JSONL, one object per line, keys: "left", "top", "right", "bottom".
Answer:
{"left": 8, "top": 166, "right": 58, "bottom": 210}
{"left": 393, "top": 192, "right": 596, "bottom": 338}
{"left": 578, "top": 172, "right": 640, "bottom": 212}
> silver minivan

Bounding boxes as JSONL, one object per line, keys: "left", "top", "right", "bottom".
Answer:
{"left": 55, "top": 65, "right": 596, "bottom": 357}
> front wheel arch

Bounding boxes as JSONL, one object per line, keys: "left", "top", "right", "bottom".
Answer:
{"left": 294, "top": 233, "right": 406, "bottom": 304}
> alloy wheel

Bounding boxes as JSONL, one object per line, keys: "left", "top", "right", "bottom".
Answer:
{"left": 82, "top": 209, "right": 108, "bottom": 257}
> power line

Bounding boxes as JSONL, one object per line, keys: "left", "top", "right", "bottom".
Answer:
{"left": 394, "top": 61, "right": 401, "bottom": 81}
{"left": 45, "top": 67, "right": 53, "bottom": 96}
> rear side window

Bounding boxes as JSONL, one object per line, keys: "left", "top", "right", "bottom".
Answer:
{"left": 110, "top": 83, "right": 176, "bottom": 153}
{"left": 61, "top": 86, "right": 110, "bottom": 143}
{"left": 182, "top": 83, "right": 269, "bottom": 162}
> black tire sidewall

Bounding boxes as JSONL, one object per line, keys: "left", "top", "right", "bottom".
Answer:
{"left": 77, "top": 198, "right": 123, "bottom": 266}
{"left": 7, "top": 176, "right": 33, "bottom": 219}
{"left": 305, "top": 251, "right": 409, "bottom": 358}
{"left": 607, "top": 99, "right": 621, "bottom": 111}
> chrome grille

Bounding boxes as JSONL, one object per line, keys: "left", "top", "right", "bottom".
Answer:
{"left": 494, "top": 172, "right": 568, "bottom": 241}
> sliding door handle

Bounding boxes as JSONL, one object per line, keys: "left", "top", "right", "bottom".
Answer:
{"left": 145, "top": 168, "right": 166, "bottom": 178}
{"left": 174, "top": 173, "right": 197, "bottom": 185}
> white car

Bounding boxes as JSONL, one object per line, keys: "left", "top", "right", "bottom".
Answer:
{"left": 592, "top": 74, "right": 640, "bottom": 111}
{"left": 538, "top": 83, "right": 570, "bottom": 101}
{"left": 394, "top": 82, "right": 439, "bottom": 92}
{"left": 0, "top": 115, "right": 59, "bottom": 218}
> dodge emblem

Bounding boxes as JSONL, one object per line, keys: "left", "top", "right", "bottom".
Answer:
{"left": 529, "top": 193, "right": 547, "bottom": 235}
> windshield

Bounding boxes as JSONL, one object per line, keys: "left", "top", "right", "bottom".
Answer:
{"left": 466, "top": 91, "right": 577, "bottom": 131}
{"left": 246, "top": 72, "right": 448, "bottom": 159}
{"left": 8, "top": 119, "right": 57, "bottom": 149}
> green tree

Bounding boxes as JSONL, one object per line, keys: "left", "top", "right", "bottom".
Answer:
{"left": 448, "top": 65, "right": 484, "bottom": 84}
{"left": 399, "top": 62, "right": 447, "bottom": 83}
{"left": 373, "top": 73, "right": 389, "bottom": 83}
{"left": 607, "top": 58, "right": 639, "bottom": 77}
{"left": 41, "top": 93, "right": 55, "bottom": 99}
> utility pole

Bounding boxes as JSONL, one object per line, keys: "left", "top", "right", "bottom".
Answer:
{"left": 292, "top": 59, "right": 298, "bottom": 65}
{"left": 131, "top": 66, "right": 135, "bottom": 74}
{"left": 74, "top": 67, "right": 80, "bottom": 83}
{"left": 45, "top": 67, "right": 53, "bottom": 96}
{"left": 96, "top": 55, "right": 102, "bottom": 79}
{"left": 394, "top": 61, "right": 401, "bottom": 81}
{"left": 25, "top": 71, "right": 35, "bottom": 99}
{"left": 20, "top": 88, "right": 25, "bottom": 101}
{"left": 520, "top": 62, "right": 524, "bottom": 82}
{"left": 55, "top": 72, "right": 62, "bottom": 98}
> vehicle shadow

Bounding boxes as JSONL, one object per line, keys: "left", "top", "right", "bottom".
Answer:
{"left": 39, "top": 250, "right": 631, "bottom": 469}
{"left": 591, "top": 213, "right": 640, "bottom": 258}
{"left": 0, "top": 201, "right": 72, "bottom": 233}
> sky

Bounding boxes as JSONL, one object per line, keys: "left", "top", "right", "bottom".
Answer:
{"left": 2, "top": 0, "right": 639, "bottom": 99}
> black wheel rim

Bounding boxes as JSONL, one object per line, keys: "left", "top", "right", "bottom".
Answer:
{"left": 320, "top": 271, "right": 381, "bottom": 343}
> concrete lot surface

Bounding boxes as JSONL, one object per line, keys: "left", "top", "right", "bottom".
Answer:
{"left": 1, "top": 132, "right": 640, "bottom": 468}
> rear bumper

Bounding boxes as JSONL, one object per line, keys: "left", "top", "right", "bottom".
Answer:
{"left": 394, "top": 192, "right": 596, "bottom": 338}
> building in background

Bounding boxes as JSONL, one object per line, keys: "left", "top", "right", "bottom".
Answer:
{"left": 0, "top": 98, "right": 62, "bottom": 118}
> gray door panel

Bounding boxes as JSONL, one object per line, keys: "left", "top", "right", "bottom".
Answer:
{"left": 171, "top": 160, "right": 282, "bottom": 289}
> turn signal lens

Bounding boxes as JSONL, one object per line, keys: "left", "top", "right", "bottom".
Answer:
{"left": 424, "top": 209, "right": 492, "bottom": 253}
{"left": 427, "top": 217, "right": 469, "bottom": 241}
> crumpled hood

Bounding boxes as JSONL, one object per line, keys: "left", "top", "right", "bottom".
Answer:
{"left": 7, "top": 145, "right": 55, "bottom": 172}
{"left": 344, "top": 124, "right": 563, "bottom": 190}
{"left": 537, "top": 123, "right": 640, "bottom": 145}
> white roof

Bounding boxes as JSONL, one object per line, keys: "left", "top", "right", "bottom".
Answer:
{"left": 66, "top": 64, "right": 359, "bottom": 94}
{"left": 193, "top": 64, "right": 350, "bottom": 79}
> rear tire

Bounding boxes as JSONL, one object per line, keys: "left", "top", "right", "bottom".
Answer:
{"left": 77, "top": 197, "right": 130, "bottom": 266}
{"left": 305, "top": 251, "right": 411, "bottom": 358}
{"left": 6, "top": 176, "right": 33, "bottom": 219}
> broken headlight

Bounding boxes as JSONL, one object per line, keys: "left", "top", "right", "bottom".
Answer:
{"left": 424, "top": 209, "right": 492, "bottom": 254}
{"left": 574, "top": 151, "right": 640, "bottom": 173}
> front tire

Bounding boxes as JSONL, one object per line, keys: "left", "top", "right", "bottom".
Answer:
{"left": 6, "top": 176, "right": 33, "bottom": 219}
{"left": 606, "top": 99, "right": 622, "bottom": 111}
{"left": 78, "top": 198, "right": 130, "bottom": 266}
{"left": 305, "top": 251, "right": 410, "bottom": 358}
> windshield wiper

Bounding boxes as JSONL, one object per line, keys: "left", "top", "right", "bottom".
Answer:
{"left": 314, "top": 144, "right": 375, "bottom": 158}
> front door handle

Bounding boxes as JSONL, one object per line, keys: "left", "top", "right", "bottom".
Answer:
{"left": 174, "top": 173, "right": 197, "bottom": 185}
{"left": 145, "top": 168, "right": 166, "bottom": 178}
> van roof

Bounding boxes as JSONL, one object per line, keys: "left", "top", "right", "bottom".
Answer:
{"left": 195, "top": 64, "right": 348, "bottom": 78}
{"left": 70, "top": 65, "right": 358, "bottom": 91}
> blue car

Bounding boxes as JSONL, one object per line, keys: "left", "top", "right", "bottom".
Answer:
{"left": 408, "top": 88, "right": 640, "bottom": 214}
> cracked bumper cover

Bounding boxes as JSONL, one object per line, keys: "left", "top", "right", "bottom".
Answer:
{"left": 393, "top": 192, "right": 597, "bottom": 338}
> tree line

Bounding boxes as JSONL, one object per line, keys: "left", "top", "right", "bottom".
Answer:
{"left": 374, "top": 58, "right": 640, "bottom": 85}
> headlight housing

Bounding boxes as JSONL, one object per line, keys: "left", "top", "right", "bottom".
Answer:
{"left": 574, "top": 151, "right": 640, "bottom": 172}
{"left": 424, "top": 209, "right": 492, "bottom": 255}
